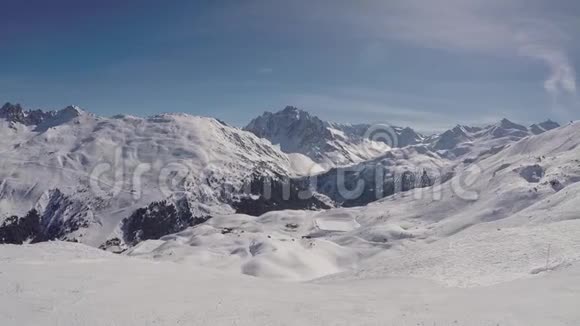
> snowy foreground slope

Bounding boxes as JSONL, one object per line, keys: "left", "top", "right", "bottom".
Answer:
{"left": 1, "top": 242, "right": 579, "bottom": 326}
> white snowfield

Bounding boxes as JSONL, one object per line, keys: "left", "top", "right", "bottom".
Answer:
{"left": 1, "top": 242, "right": 579, "bottom": 325}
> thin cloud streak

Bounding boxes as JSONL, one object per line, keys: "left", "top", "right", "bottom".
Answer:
{"left": 520, "top": 45, "right": 576, "bottom": 94}
{"left": 356, "top": 0, "right": 578, "bottom": 111}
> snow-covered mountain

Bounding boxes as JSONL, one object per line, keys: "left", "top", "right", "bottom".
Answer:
{"left": 128, "top": 120, "right": 580, "bottom": 286}
{"left": 243, "top": 107, "right": 560, "bottom": 197}
{"left": 428, "top": 118, "right": 560, "bottom": 161}
{"left": 244, "top": 106, "right": 424, "bottom": 167}
{"left": 1, "top": 102, "right": 565, "bottom": 250}
{"left": 295, "top": 117, "right": 560, "bottom": 208}
{"left": 0, "top": 103, "right": 328, "bottom": 248}
{"left": 0, "top": 102, "right": 57, "bottom": 126}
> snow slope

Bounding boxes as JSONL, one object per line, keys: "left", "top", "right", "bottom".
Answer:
{"left": 1, "top": 241, "right": 579, "bottom": 326}
{"left": 322, "top": 121, "right": 580, "bottom": 286}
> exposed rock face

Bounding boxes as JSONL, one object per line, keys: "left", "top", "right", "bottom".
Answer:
{"left": 517, "top": 165, "right": 545, "bottom": 183}
{"left": 33, "top": 189, "right": 101, "bottom": 242}
{"left": 0, "top": 189, "right": 100, "bottom": 244}
{"left": 98, "top": 237, "right": 125, "bottom": 253}
{"left": 0, "top": 209, "right": 41, "bottom": 244}
{"left": 121, "top": 199, "right": 209, "bottom": 247}
{"left": 245, "top": 106, "right": 330, "bottom": 154}
{"left": 232, "top": 173, "right": 332, "bottom": 216}
{"left": 0, "top": 102, "right": 56, "bottom": 126}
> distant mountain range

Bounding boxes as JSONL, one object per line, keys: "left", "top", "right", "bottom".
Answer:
{"left": 0, "top": 102, "right": 563, "bottom": 251}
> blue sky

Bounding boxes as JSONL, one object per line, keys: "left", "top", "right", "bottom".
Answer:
{"left": 1, "top": 0, "right": 579, "bottom": 131}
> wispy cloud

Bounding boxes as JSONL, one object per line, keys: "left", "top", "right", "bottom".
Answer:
{"left": 340, "top": 0, "right": 578, "bottom": 113}
{"left": 520, "top": 44, "right": 576, "bottom": 103}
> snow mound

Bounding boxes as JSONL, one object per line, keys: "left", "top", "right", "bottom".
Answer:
{"left": 126, "top": 212, "right": 362, "bottom": 281}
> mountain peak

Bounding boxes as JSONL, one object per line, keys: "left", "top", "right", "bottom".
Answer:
{"left": 282, "top": 105, "right": 300, "bottom": 113}
{"left": 244, "top": 106, "right": 328, "bottom": 155}
{"left": 277, "top": 106, "right": 314, "bottom": 122}
{"left": 0, "top": 102, "right": 56, "bottom": 126}
{"left": 245, "top": 106, "right": 424, "bottom": 166}
{"left": 538, "top": 119, "right": 560, "bottom": 130}
{"left": 1, "top": 102, "right": 25, "bottom": 118}
{"left": 1, "top": 102, "right": 24, "bottom": 112}
{"left": 449, "top": 124, "right": 469, "bottom": 135}
{"left": 530, "top": 119, "right": 560, "bottom": 135}
{"left": 61, "top": 105, "right": 84, "bottom": 115}
{"left": 55, "top": 105, "right": 85, "bottom": 119}
{"left": 497, "top": 118, "right": 527, "bottom": 131}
